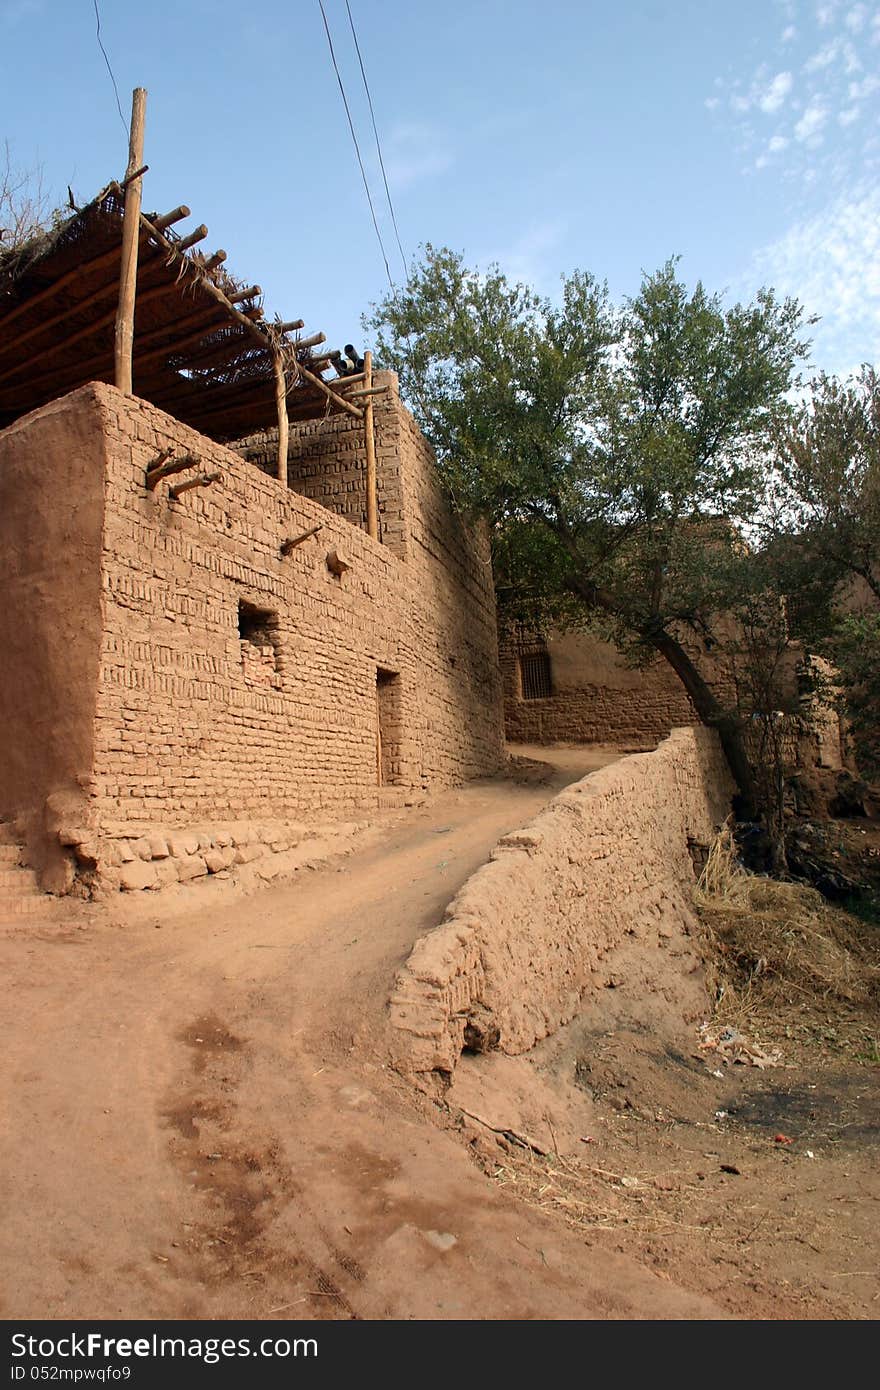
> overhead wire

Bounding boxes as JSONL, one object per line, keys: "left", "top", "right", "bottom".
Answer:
{"left": 343, "top": 0, "right": 409, "bottom": 283}
{"left": 317, "top": 0, "right": 395, "bottom": 294}
{"left": 92, "top": 0, "right": 128, "bottom": 139}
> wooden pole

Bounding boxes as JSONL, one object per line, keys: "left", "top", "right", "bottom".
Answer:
{"left": 145, "top": 452, "right": 201, "bottom": 489}
{"left": 330, "top": 369, "right": 367, "bottom": 388}
{"left": 288, "top": 330, "right": 326, "bottom": 352}
{"left": 152, "top": 204, "right": 190, "bottom": 232}
{"left": 295, "top": 360, "right": 364, "bottom": 419}
{"left": 345, "top": 384, "right": 391, "bottom": 400}
{"left": 363, "top": 350, "right": 378, "bottom": 541}
{"left": 274, "top": 353, "right": 288, "bottom": 484}
{"left": 169, "top": 471, "right": 221, "bottom": 500}
{"left": 114, "top": 87, "right": 147, "bottom": 394}
{"left": 135, "top": 208, "right": 276, "bottom": 354}
{"left": 175, "top": 223, "right": 209, "bottom": 252}
{"left": 280, "top": 524, "right": 322, "bottom": 555}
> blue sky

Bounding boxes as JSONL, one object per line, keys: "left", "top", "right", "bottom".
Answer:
{"left": 2, "top": 0, "right": 878, "bottom": 377}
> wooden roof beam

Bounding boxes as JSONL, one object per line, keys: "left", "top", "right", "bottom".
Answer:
{"left": 151, "top": 205, "right": 190, "bottom": 232}
{"left": 135, "top": 205, "right": 276, "bottom": 355}
{"left": 290, "top": 359, "right": 364, "bottom": 419}
{"left": 0, "top": 239, "right": 202, "bottom": 369}
{"left": 0, "top": 272, "right": 219, "bottom": 390}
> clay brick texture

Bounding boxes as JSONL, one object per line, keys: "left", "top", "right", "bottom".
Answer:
{"left": 0, "top": 377, "right": 504, "bottom": 888}
{"left": 502, "top": 628, "right": 698, "bottom": 749}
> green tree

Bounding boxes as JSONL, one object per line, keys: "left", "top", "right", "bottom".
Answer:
{"left": 771, "top": 367, "right": 880, "bottom": 779}
{"left": 366, "top": 248, "right": 810, "bottom": 811}
{"left": 831, "top": 613, "right": 880, "bottom": 779}
{"left": 772, "top": 367, "right": 879, "bottom": 605}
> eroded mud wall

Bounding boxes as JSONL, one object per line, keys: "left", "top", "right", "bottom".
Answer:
{"left": 0, "top": 392, "right": 106, "bottom": 885}
{"left": 390, "top": 727, "right": 735, "bottom": 1078}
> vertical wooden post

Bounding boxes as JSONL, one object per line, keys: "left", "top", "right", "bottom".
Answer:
{"left": 273, "top": 352, "right": 289, "bottom": 483}
{"left": 114, "top": 87, "right": 147, "bottom": 395}
{"left": 363, "top": 349, "right": 378, "bottom": 540}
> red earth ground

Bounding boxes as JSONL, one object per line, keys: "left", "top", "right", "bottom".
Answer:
{"left": 1, "top": 746, "right": 876, "bottom": 1320}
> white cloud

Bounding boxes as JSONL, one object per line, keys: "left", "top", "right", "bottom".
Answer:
{"left": 782, "top": 24, "right": 797, "bottom": 41}
{"left": 842, "top": 40, "right": 863, "bottom": 72}
{"left": 749, "top": 183, "right": 880, "bottom": 375}
{"left": 804, "top": 41, "right": 837, "bottom": 70}
{"left": 704, "top": 95, "right": 721, "bottom": 111}
{"left": 486, "top": 220, "right": 567, "bottom": 291}
{"left": 795, "top": 102, "right": 828, "bottom": 139}
{"left": 844, "top": 3, "right": 868, "bottom": 30}
{"left": 385, "top": 124, "right": 454, "bottom": 190}
{"left": 759, "top": 71, "right": 794, "bottom": 111}
{"left": 729, "top": 68, "right": 794, "bottom": 115}
{"left": 803, "top": 33, "right": 862, "bottom": 73}
{"left": 848, "top": 73, "right": 880, "bottom": 99}
{"left": 708, "top": 2, "right": 878, "bottom": 190}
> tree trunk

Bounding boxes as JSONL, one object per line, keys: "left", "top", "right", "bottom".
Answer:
{"left": 647, "top": 628, "right": 757, "bottom": 819}
{"left": 560, "top": 566, "right": 757, "bottom": 815}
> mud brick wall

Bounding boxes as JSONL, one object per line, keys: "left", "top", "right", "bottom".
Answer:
{"left": 0, "top": 391, "right": 106, "bottom": 888}
{"left": 502, "top": 628, "right": 698, "bottom": 748}
{"left": 90, "top": 380, "right": 503, "bottom": 831}
{"left": 0, "top": 382, "right": 503, "bottom": 883}
{"left": 231, "top": 376, "right": 502, "bottom": 789}
{"left": 231, "top": 372, "right": 407, "bottom": 556}
{"left": 389, "top": 726, "right": 735, "bottom": 1079}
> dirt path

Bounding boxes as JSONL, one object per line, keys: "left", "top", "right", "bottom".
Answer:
{"left": 0, "top": 744, "right": 728, "bottom": 1321}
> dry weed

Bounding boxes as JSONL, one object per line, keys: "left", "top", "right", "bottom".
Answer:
{"left": 695, "top": 822, "right": 880, "bottom": 1018}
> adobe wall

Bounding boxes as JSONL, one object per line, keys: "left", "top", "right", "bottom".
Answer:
{"left": 230, "top": 377, "right": 503, "bottom": 790}
{"left": 0, "top": 382, "right": 504, "bottom": 891}
{"left": 232, "top": 373, "right": 409, "bottom": 557}
{"left": 0, "top": 391, "right": 106, "bottom": 888}
{"left": 502, "top": 628, "right": 697, "bottom": 748}
{"left": 389, "top": 726, "right": 735, "bottom": 1080}
{"left": 94, "top": 378, "right": 502, "bottom": 812}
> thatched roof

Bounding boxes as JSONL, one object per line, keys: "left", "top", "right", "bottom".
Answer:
{"left": 0, "top": 184, "right": 362, "bottom": 440}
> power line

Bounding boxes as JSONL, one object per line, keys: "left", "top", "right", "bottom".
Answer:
{"left": 317, "top": 0, "right": 395, "bottom": 294}
{"left": 93, "top": 0, "right": 128, "bottom": 138}
{"left": 343, "top": 0, "right": 409, "bottom": 283}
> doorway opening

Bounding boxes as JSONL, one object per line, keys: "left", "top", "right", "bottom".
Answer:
{"left": 376, "top": 668, "right": 402, "bottom": 786}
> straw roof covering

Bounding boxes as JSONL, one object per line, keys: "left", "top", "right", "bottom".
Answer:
{"left": 0, "top": 184, "right": 360, "bottom": 440}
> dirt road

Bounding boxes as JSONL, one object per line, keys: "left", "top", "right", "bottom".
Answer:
{"left": 0, "top": 744, "right": 730, "bottom": 1321}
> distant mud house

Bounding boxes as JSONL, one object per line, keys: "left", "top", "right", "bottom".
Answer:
{"left": 0, "top": 176, "right": 504, "bottom": 894}
{"left": 501, "top": 627, "right": 698, "bottom": 749}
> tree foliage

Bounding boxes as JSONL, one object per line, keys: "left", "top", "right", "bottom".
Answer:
{"left": 831, "top": 613, "right": 880, "bottom": 780}
{"left": 772, "top": 367, "right": 880, "bottom": 607}
{"left": 366, "top": 248, "right": 811, "bottom": 809}
{"left": 770, "top": 367, "right": 880, "bottom": 779}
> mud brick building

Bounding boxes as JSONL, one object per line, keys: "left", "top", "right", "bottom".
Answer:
{"left": 500, "top": 622, "right": 845, "bottom": 776}
{"left": 501, "top": 627, "right": 697, "bottom": 749}
{"left": 0, "top": 167, "right": 504, "bottom": 896}
{"left": 0, "top": 375, "right": 504, "bottom": 893}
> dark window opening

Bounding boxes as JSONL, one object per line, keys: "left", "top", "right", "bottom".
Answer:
{"left": 238, "top": 599, "right": 280, "bottom": 685}
{"left": 520, "top": 651, "right": 552, "bottom": 700}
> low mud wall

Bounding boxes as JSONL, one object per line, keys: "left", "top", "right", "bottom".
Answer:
{"left": 390, "top": 727, "right": 735, "bottom": 1078}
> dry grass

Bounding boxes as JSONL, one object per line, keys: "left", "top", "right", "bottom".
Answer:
{"left": 489, "top": 1148, "right": 721, "bottom": 1238}
{"left": 695, "top": 823, "right": 880, "bottom": 1020}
